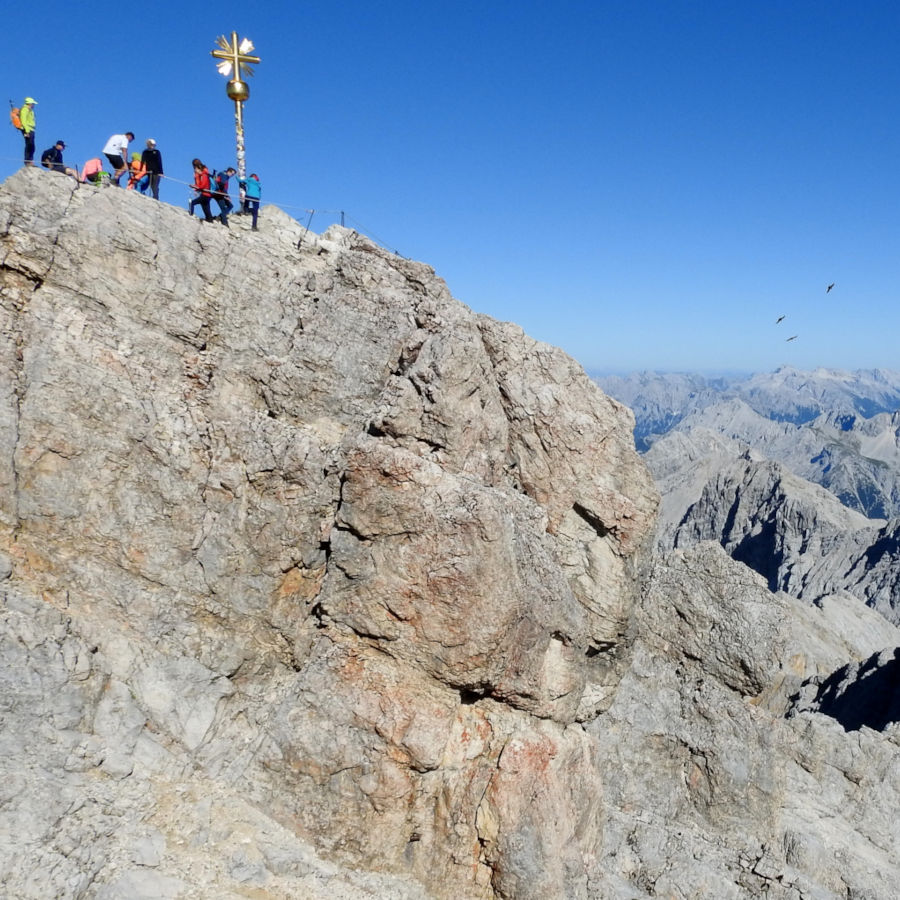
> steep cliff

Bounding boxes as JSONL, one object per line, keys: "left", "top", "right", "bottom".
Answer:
{"left": 0, "top": 168, "right": 658, "bottom": 898}
{"left": 649, "top": 432, "right": 900, "bottom": 626}
{"left": 1, "top": 169, "right": 898, "bottom": 899}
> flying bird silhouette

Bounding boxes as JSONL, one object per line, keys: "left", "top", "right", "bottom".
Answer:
{"left": 786, "top": 335, "right": 798, "bottom": 342}
{"left": 826, "top": 283, "right": 835, "bottom": 293}
{"left": 776, "top": 315, "right": 785, "bottom": 324}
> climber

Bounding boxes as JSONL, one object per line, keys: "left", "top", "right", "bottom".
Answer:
{"left": 101, "top": 132, "right": 134, "bottom": 186}
{"left": 140, "top": 139, "right": 164, "bottom": 200}
{"left": 40, "top": 140, "right": 78, "bottom": 178}
{"left": 188, "top": 159, "right": 215, "bottom": 223}
{"left": 239, "top": 172, "right": 261, "bottom": 231}
{"left": 80, "top": 158, "right": 105, "bottom": 185}
{"left": 20, "top": 98, "right": 37, "bottom": 166}
{"left": 126, "top": 152, "right": 146, "bottom": 191}
{"left": 210, "top": 167, "right": 236, "bottom": 226}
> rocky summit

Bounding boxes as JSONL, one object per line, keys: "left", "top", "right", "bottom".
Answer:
{"left": 1, "top": 168, "right": 898, "bottom": 899}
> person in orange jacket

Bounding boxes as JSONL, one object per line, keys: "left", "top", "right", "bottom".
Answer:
{"left": 126, "top": 152, "right": 146, "bottom": 190}
{"left": 188, "top": 158, "right": 215, "bottom": 222}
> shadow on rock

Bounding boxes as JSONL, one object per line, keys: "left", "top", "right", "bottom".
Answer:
{"left": 790, "top": 647, "right": 900, "bottom": 732}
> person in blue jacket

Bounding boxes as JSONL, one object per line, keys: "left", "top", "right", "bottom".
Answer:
{"left": 239, "top": 173, "right": 261, "bottom": 231}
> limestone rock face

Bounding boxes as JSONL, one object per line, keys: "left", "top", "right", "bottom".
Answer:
{"left": 791, "top": 646, "right": 900, "bottom": 732}
{"left": 0, "top": 168, "right": 656, "bottom": 898}
{"left": 660, "top": 445, "right": 900, "bottom": 625}
{"left": 3, "top": 169, "right": 900, "bottom": 900}
{"left": 590, "top": 544, "right": 900, "bottom": 900}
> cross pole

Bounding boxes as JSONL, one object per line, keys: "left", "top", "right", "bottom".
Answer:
{"left": 211, "top": 32, "right": 261, "bottom": 187}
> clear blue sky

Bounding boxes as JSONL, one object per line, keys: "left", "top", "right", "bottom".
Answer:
{"left": 4, "top": 1, "right": 900, "bottom": 374}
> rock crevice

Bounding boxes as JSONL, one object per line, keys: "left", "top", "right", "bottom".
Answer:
{"left": 2, "top": 169, "right": 899, "bottom": 899}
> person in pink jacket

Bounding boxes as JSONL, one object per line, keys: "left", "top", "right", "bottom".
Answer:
{"left": 81, "top": 158, "right": 104, "bottom": 184}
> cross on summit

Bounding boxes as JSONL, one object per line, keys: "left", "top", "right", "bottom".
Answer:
{"left": 211, "top": 33, "right": 260, "bottom": 81}
{"left": 210, "top": 31, "right": 261, "bottom": 187}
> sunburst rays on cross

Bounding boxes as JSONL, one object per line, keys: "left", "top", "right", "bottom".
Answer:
{"left": 211, "top": 33, "right": 260, "bottom": 81}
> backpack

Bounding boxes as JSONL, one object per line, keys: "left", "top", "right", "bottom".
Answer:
{"left": 210, "top": 169, "right": 228, "bottom": 195}
{"left": 8, "top": 102, "right": 21, "bottom": 131}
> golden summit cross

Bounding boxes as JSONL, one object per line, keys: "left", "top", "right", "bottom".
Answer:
{"left": 210, "top": 31, "right": 261, "bottom": 186}
{"left": 211, "top": 32, "right": 260, "bottom": 82}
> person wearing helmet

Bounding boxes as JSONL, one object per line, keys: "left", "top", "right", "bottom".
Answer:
{"left": 125, "top": 152, "right": 145, "bottom": 190}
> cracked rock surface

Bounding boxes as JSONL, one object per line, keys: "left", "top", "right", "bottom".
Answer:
{"left": 0, "top": 168, "right": 655, "bottom": 898}
{"left": 1, "top": 168, "right": 899, "bottom": 899}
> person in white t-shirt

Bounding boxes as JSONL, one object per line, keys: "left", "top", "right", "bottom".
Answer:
{"left": 102, "top": 132, "right": 134, "bottom": 186}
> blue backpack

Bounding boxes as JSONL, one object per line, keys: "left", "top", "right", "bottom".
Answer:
{"left": 210, "top": 170, "right": 229, "bottom": 195}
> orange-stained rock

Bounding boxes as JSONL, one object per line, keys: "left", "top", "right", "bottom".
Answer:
{"left": 0, "top": 168, "right": 658, "bottom": 898}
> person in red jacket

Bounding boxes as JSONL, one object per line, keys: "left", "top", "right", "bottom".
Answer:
{"left": 188, "top": 158, "right": 215, "bottom": 222}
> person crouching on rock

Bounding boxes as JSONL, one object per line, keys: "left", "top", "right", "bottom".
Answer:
{"left": 40, "top": 140, "right": 78, "bottom": 178}
{"left": 189, "top": 159, "right": 215, "bottom": 222}
{"left": 126, "top": 152, "right": 146, "bottom": 190}
{"left": 80, "top": 158, "right": 104, "bottom": 185}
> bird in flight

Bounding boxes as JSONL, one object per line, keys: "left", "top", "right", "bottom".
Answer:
{"left": 826, "top": 283, "right": 835, "bottom": 293}
{"left": 786, "top": 335, "right": 798, "bottom": 342}
{"left": 776, "top": 315, "right": 785, "bottom": 324}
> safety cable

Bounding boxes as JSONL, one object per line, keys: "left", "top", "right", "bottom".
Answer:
{"left": 0, "top": 154, "right": 404, "bottom": 255}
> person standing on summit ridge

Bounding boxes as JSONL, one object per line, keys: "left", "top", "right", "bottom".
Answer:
{"left": 102, "top": 131, "right": 134, "bottom": 186}
{"left": 210, "top": 166, "right": 236, "bottom": 226}
{"left": 239, "top": 172, "right": 261, "bottom": 231}
{"left": 20, "top": 98, "right": 36, "bottom": 166}
{"left": 126, "top": 152, "right": 146, "bottom": 190}
{"left": 189, "top": 158, "right": 215, "bottom": 223}
{"left": 141, "top": 138, "right": 164, "bottom": 199}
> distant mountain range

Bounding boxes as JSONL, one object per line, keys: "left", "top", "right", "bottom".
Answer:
{"left": 597, "top": 366, "right": 900, "bottom": 452}
{"left": 596, "top": 367, "right": 900, "bottom": 624}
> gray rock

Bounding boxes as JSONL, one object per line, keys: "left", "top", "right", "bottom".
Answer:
{"left": 655, "top": 443, "right": 900, "bottom": 625}
{"left": 0, "top": 168, "right": 655, "bottom": 898}
{"left": 790, "top": 646, "right": 900, "bottom": 732}
{"left": 589, "top": 544, "right": 900, "bottom": 899}
{"left": 95, "top": 870, "right": 185, "bottom": 900}
{"left": 2, "top": 167, "right": 899, "bottom": 899}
